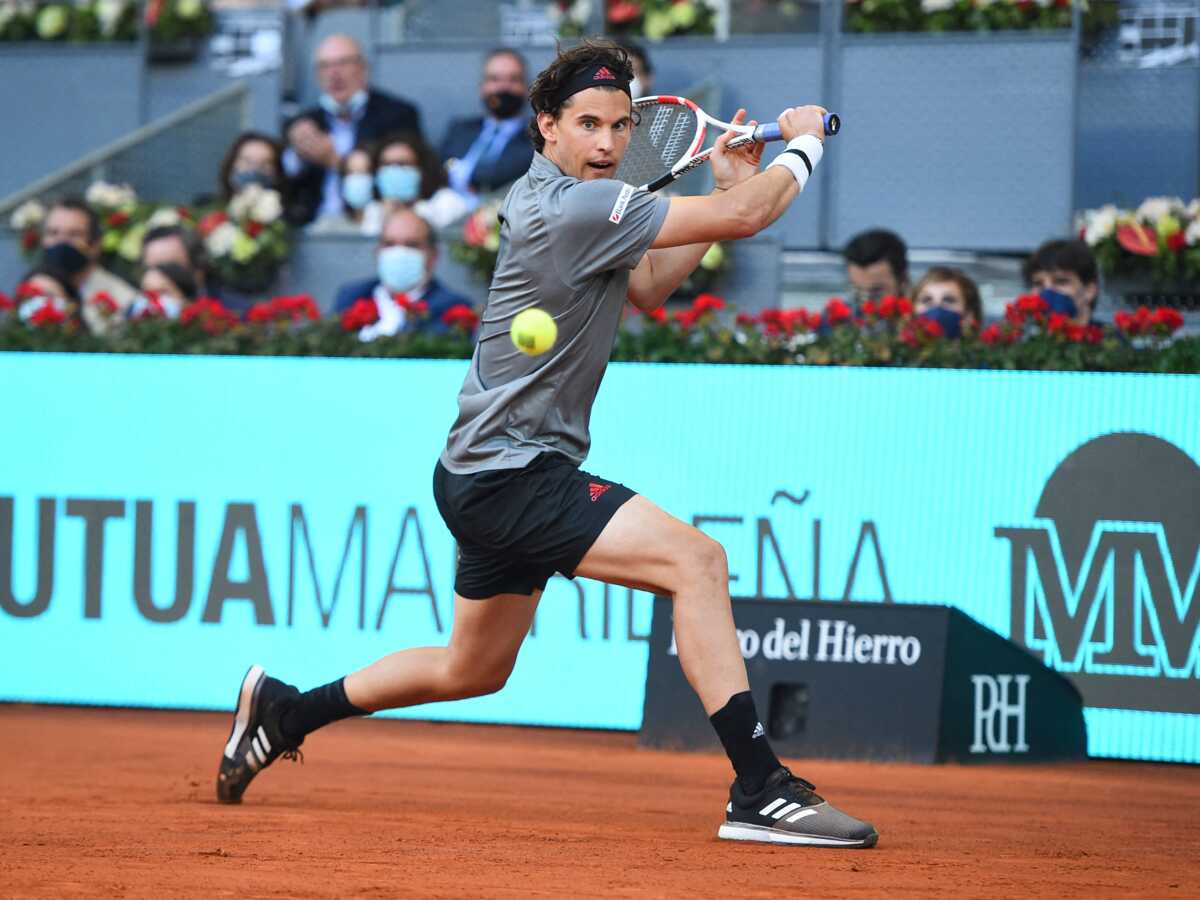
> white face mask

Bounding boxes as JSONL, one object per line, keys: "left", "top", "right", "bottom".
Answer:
{"left": 320, "top": 89, "right": 368, "bottom": 118}
{"left": 377, "top": 245, "right": 427, "bottom": 294}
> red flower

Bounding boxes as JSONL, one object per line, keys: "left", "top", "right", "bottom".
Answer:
{"left": 15, "top": 281, "right": 42, "bottom": 300}
{"left": 21, "top": 228, "right": 38, "bottom": 253}
{"left": 674, "top": 308, "right": 700, "bottom": 330}
{"left": 1046, "top": 312, "right": 1071, "bottom": 334}
{"left": 691, "top": 293, "right": 725, "bottom": 315}
{"left": 0, "top": 291, "right": 13, "bottom": 312}
{"left": 394, "top": 294, "right": 429, "bottom": 316}
{"left": 877, "top": 295, "right": 912, "bottom": 319}
{"left": 181, "top": 298, "right": 238, "bottom": 334}
{"left": 1150, "top": 307, "right": 1184, "bottom": 334}
{"left": 1085, "top": 324, "right": 1105, "bottom": 345}
{"left": 29, "top": 304, "right": 66, "bottom": 327}
{"left": 901, "top": 316, "right": 942, "bottom": 346}
{"left": 198, "top": 210, "right": 229, "bottom": 237}
{"left": 341, "top": 298, "right": 380, "bottom": 331}
{"left": 1167, "top": 230, "right": 1187, "bottom": 253}
{"left": 1116, "top": 223, "right": 1158, "bottom": 256}
{"left": 245, "top": 221, "right": 264, "bottom": 239}
{"left": 442, "top": 303, "right": 480, "bottom": 331}
{"left": 607, "top": 0, "right": 642, "bottom": 25}
{"left": 1006, "top": 292, "right": 1050, "bottom": 325}
{"left": 461, "top": 211, "right": 491, "bottom": 248}
{"left": 735, "top": 312, "right": 756, "bottom": 326}
{"left": 860, "top": 300, "right": 876, "bottom": 318}
{"left": 90, "top": 291, "right": 119, "bottom": 316}
{"left": 646, "top": 306, "right": 668, "bottom": 324}
{"left": 980, "top": 323, "right": 1002, "bottom": 345}
{"left": 823, "top": 297, "right": 852, "bottom": 326}
{"left": 176, "top": 206, "right": 194, "bottom": 221}
{"left": 107, "top": 211, "right": 130, "bottom": 228}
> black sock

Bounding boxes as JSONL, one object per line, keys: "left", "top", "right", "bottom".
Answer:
{"left": 709, "top": 691, "right": 782, "bottom": 796}
{"left": 279, "top": 677, "right": 367, "bottom": 742}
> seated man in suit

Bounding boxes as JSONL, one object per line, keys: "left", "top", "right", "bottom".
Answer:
{"left": 285, "top": 34, "right": 422, "bottom": 225}
{"left": 439, "top": 47, "right": 534, "bottom": 207}
{"left": 333, "top": 207, "right": 473, "bottom": 336}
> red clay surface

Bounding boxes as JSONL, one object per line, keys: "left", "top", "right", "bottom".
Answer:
{"left": 1, "top": 705, "right": 1197, "bottom": 899}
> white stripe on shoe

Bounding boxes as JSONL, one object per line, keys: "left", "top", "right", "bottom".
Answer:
{"left": 786, "top": 809, "right": 819, "bottom": 824}
{"left": 251, "top": 736, "right": 267, "bottom": 766}
{"left": 223, "top": 665, "right": 265, "bottom": 760}
{"left": 257, "top": 726, "right": 272, "bottom": 754}
{"left": 759, "top": 798, "right": 787, "bottom": 816}
{"left": 772, "top": 802, "right": 802, "bottom": 819}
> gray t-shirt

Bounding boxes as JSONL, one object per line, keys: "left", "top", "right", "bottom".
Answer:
{"left": 440, "top": 152, "right": 669, "bottom": 474}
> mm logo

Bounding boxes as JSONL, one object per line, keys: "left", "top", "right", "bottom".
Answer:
{"left": 995, "top": 433, "right": 1200, "bottom": 715}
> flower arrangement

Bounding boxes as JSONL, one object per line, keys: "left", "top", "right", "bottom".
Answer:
{"left": 450, "top": 200, "right": 503, "bottom": 283}
{"left": 0, "top": 0, "right": 138, "bottom": 42}
{"left": 146, "top": 0, "right": 214, "bottom": 44}
{"left": 606, "top": 0, "right": 717, "bottom": 40}
{"left": 843, "top": 0, "right": 1118, "bottom": 41}
{"left": 0, "top": 288, "right": 1194, "bottom": 371}
{"left": 1076, "top": 197, "right": 1200, "bottom": 287}
{"left": 198, "top": 184, "right": 290, "bottom": 293}
{"left": 548, "top": 0, "right": 592, "bottom": 36}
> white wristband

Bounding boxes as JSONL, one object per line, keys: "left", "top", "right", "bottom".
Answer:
{"left": 767, "top": 135, "right": 824, "bottom": 191}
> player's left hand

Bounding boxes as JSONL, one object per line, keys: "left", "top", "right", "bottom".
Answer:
{"left": 710, "top": 109, "right": 764, "bottom": 192}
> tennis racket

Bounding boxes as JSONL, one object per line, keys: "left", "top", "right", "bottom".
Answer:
{"left": 615, "top": 96, "right": 840, "bottom": 193}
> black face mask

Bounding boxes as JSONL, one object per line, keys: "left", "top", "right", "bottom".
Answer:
{"left": 485, "top": 90, "right": 525, "bottom": 120}
{"left": 42, "top": 242, "right": 89, "bottom": 276}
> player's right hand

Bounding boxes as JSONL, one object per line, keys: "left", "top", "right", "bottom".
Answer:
{"left": 778, "top": 106, "right": 828, "bottom": 143}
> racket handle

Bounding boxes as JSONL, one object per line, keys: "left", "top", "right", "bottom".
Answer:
{"left": 753, "top": 113, "right": 841, "bottom": 143}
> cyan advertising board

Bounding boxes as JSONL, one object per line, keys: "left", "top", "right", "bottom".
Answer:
{"left": 0, "top": 354, "right": 1197, "bottom": 763}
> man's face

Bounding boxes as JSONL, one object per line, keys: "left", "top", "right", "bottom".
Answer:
{"left": 1030, "top": 268, "right": 1098, "bottom": 324}
{"left": 42, "top": 207, "right": 96, "bottom": 259}
{"left": 316, "top": 37, "right": 367, "bottom": 105}
{"left": 847, "top": 259, "right": 902, "bottom": 304}
{"left": 538, "top": 88, "right": 632, "bottom": 181}
{"left": 379, "top": 212, "right": 435, "bottom": 282}
{"left": 482, "top": 52, "right": 525, "bottom": 104}
{"left": 142, "top": 236, "right": 191, "bottom": 272}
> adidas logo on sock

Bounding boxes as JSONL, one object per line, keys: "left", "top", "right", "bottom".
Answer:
{"left": 752, "top": 722, "right": 765, "bottom": 739}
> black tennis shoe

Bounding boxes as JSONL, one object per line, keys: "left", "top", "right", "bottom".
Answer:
{"left": 216, "top": 665, "right": 303, "bottom": 804}
{"left": 718, "top": 767, "right": 878, "bottom": 848}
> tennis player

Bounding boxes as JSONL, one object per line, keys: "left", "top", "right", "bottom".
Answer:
{"left": 217, "top": 40, "right": 877, "bottom": 848}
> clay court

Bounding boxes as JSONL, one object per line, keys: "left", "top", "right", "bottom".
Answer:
{"left": 1, "top": 705, "right": 1196, "bottom": 898}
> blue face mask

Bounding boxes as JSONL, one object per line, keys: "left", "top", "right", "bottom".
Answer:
{"left": 319, "top": 89, "right": 368, "bottom": 118}
{"left": 377, "top": 245, "right": 426, "bottom": 293}
{"left": 341, "top": 173, "right": 375, "bottom": 210}
{"left": 920, "top": 306, "right": 963, "bottom": 339}
{"left": 1039, "top": 288, "right": 1078, "bottom": 318}
{"left": 231, "top": 170, "right": 274, "bottom": 191}
{"left": 376, "top": 165, "right": 421, "bottom": 202}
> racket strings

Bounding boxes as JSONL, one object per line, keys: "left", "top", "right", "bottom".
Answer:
{"left": 617, "top": 103, "right": 700, "bottom": 189}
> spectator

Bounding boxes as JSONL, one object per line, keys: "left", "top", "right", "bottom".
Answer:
{"left": 15, "top": 263, "right": 81, "bottom": 325}
{"left": 140, "top": 226, "right": 214, "bottom": 302}
{"left": 843, "top": 228, "right": 909, "bottom": 307}
{"left": 372, "top": 131, "right": 469, "bottom": 231}
{"left": 1023, "top": 238, "right": 1102, "bottom": 326}
{"left": 615, "top": 38, "right": 654, "bottom": 97}
{"left": 127, "top": 263, "right": 199, "bottom": 319}
{"left": 333, "top": 208, "right": 473, "bottom": 336}
{"left": 284, "top": 34, "right": 422, "bottom": 225}
{"left": 911, "top": 267, "right": 982, "bottom": 338}
{"left": 216, "top": 132, "right": 306, "bottom": 227}
{"left": 41, "top": 198, "right": 136, "bottom": 332}
{"left": 440, "top": 48, "right": 534, "bottom": 204}
{"left": 308, "top": 145, "right": 376, "bottom": 235}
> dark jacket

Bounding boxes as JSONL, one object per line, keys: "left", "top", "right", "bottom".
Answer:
{"left": 286, "top": 88, "right": 422, "bottom": 225}
{"left": 333, "top": 277, "right": 472, "bottom": 334}
{"left": 439, "top": 117, "right": 534, "bottom": 194}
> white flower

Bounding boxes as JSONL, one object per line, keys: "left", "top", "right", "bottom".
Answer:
{"left": 85, "top": 180, "right": 137, "bottom": 210}
{"left": 9, "top": 199, "right": 45, "bottom": 230}
{"left": 205, "top": 221, "right": 238, "bottom": 258}
{"left": 95, "top": 0, "right": 125, "bottom": 36}
{"left": 229, "top": 183, "right": 265, "bottom": 223}
{"left": 1186, "top": 219, "right": 1200, "bottom": 247}
{"left": 146, "top": 207, "right": 182, "bottom": 230}
{"left": 920, "top": 0, "right": 956, "bottom": 12}
{"left": 1186, "top": 198, "right": 1200, "bottom": 220}
{"left": 1083, "top": 204, "right": 1119, "bottom": 245}
{"left": 1135, "top": 196, "right": 1183, "bottom": 224}
{"left": 250, "top": 189, "right": 283, "bottom": 224}
{"left": 569, "top": 0, "right": 592, "bottom": 20}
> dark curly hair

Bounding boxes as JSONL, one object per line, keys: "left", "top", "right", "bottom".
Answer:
{"left": 527, "top": 39, "right": 634, "bottom": 153}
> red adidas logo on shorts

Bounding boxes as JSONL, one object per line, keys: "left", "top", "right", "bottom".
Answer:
{"left": 593, "top": 66, "right": 615, "bottom": 81}
{"left": 588, "top": 482, "right": 612, "bottom": 502}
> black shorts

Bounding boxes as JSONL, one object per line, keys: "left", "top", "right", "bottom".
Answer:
{"left": 432, "top": 452, "right": 636, "bottom": 599}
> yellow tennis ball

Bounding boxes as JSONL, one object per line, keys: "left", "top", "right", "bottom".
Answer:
{"left": 511, "top": 307, "right": 557, "bottom": 355}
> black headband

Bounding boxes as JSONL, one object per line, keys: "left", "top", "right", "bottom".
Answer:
{"left": 551, "top": 62, "right": 630, "bottom": 108}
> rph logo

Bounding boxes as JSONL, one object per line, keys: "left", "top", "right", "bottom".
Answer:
{"left": 995, "top": 433, "right": 1200, "bottom": 715}
{"left": 970, "top": 674, "right": 1030, "bottom": 754}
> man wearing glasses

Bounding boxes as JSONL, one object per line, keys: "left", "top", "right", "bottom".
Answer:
{"left": 284, "top": 34, "right": 423, "bottom": 225}
{"left": 842, "top": 228, "right": 909, "bottom": 307}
